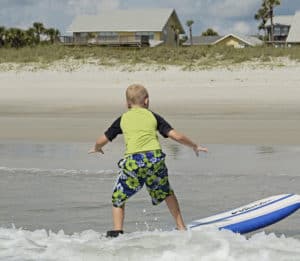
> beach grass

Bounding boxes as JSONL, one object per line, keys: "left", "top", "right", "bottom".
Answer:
{"left": 0, "top": 44, "right": 300, "bottom": 70}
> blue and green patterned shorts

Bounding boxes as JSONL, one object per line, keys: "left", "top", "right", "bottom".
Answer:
{"left": 112, "top": 150, "right": 174, "bottom": 207}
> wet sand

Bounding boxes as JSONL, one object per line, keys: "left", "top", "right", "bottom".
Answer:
{"left": 1, "top": 66, "right": 300, "bottom": 144}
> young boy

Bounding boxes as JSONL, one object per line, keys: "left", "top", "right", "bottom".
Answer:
{"left": 89, "top": 84, "right": 207, "bottom": 237}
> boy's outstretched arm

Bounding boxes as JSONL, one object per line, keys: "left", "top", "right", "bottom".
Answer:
{"left": 167, "top": 129, "right": 208, "bottom": 156}
{"left": 88, "top": 134, "right": 109, "bottom": 154}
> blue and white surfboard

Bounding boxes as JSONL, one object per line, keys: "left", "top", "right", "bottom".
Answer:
{"left": 188, "top": 194, "right": 300, "bottom": 234}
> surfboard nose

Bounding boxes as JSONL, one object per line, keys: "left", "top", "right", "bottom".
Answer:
{"left": 293, "top": 194, "right": 300, "bottom": 208}
{"left": 188, "top": 193, "right": 300, "bottom": 234}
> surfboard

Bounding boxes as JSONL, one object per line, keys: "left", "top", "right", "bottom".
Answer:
{"left": 187, "top": 194, "right": 300, "bottom": 234}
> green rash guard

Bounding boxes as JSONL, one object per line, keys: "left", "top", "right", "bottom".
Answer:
{"left": 104, "top": 107, "right": 173, "bottom": 155}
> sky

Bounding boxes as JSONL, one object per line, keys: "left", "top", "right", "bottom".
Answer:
{"left": 0, "top": 0, "right": 300, "bottom": 36}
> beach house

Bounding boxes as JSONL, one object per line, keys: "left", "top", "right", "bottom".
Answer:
{"left": 265, "top": 15, "right": 293, "bottom": 43}
{"left": 66, "top": 8, "right": 184, "bottom": 47}
{"left": 265, "top": 11, "right": 300, "bottom": 45}
{"left": 183, "top": 34, "right": 263, "bottom": 48}
{"left": 213, "top": 34, "right": 263, "bottom": 48}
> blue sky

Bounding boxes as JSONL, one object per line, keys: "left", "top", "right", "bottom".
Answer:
{"left": 0, "top": 0, "right": 300, "bottom": 36}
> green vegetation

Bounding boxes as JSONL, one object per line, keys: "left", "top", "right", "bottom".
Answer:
{"left": 202, "top": 28, "right": 219, "bottom": 36}
{"left": 0, "top": 44, "right": 300, "bottom": 71}
{"left": 0, "top": 22, "right": 60, "bottom": 48}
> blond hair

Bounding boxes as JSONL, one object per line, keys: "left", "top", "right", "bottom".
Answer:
{"left": 126, "top": 84, "right": 149, "bottom": 106}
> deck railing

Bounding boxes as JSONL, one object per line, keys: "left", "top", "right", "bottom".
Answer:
{"left": 61, "top": 35, "right": 149, "bottom": 47}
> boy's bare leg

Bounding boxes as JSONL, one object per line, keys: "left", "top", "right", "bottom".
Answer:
{"left": 112, "top": 205, "right": 125, "bottom": 230}
{"left": 165, "top": 194, "right": 186, "bottom": 230}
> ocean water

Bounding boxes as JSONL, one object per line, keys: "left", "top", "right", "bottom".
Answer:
{"left": 0, "top": 140, "right": 300, "bottom": 260}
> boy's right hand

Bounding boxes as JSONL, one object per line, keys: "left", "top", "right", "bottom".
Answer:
{"left": 193, "top": 145, "right": 208, "bottom": 156}
{"left": 88, "top": 147, "right": 104, "bottom": 154}
{"left": 88, "top": 135, "right": 109, "bottom": 155}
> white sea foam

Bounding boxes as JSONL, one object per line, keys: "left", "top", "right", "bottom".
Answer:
{"left": 0, "top": 227, "right": 300, "bottom": 261}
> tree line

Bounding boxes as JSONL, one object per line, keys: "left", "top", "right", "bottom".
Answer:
{"left": 0, "top": 22, "right": 60, "bottom": 48}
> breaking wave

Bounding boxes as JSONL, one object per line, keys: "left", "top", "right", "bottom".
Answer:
{"left": 0, "top": 227, "right": 300, "bottom": 261}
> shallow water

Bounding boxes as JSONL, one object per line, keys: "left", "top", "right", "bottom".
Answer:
{"left": 0, "top": 140, "right": 300, "bottom": 260}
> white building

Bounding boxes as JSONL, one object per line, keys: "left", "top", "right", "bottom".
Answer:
{"left": 265, "top": 11, "right": 300, "bottom": 45}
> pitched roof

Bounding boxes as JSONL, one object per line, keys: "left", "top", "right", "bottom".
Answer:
{"left": 287, "top": 11, "right": 300, "bottom": 43}
{"left": 183, "top": 34, "right": 262, "bottom": 47}
{"left": 68, "top": 8, "right": 184, "bottom": 33}
{"left": 183, "top": 35, "right": 222, "bottom": 45}
{"left": 265, "top": 15, "right": 294, "bottom": 26}
{"left": 214, "top": 33, "right": 263, "bottom": 46}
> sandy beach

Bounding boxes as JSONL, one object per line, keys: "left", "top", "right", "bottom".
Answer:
{"left": 1, "top": 64, "right": 300, "bottom": 144}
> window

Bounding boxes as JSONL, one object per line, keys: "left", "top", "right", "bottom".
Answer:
{"left": 99, "top": 32, "right": 118, "bottom": 37}
{"left": 98, "top": 32, "right": 118, "bottom": 41}
{"left": 274, "top": 26, "right": 281, "bottom": 36}
{"left": 80, "top": 32, "right": 88, "bottom": 37}
{"left": 281, "top": 26, "right": 290, "bottom": 36}
{"left": 135, "top": 32, "right": 154, "bottom": 40}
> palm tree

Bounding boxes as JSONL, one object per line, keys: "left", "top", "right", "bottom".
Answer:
{"left": 0, "top": 26, "right": 6, "bottom": 47}
{"left": 25, "top": 28, "right": 36, "bottom": 46}
{"left": 267, "top": 0, "right": 281, "bottom": 41}
{"left": 186, "top": 20, "right": 194, "bottom": 46}
{"left": 46, "top": 28, "right": 61, "bottom": 44}
{"left": 5, "top": 28, "right": 26, "bottom": 48}
{"left": 254, "top": 2, "right": 269, "bottom": 39}
{"left": 33, "top": 22, "right": 45, "bottom": 43}
{"left": 255, "top": 0, "right": 281, "bottom": 42}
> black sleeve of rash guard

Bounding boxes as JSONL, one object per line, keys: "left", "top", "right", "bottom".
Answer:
{"left": 152, "top": 112, "right": 173, "bottom": 138}
{"left": 104, "top": 116, "right": 122, "bottom": 141}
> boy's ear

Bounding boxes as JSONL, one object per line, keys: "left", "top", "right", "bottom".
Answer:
{"left": 144, "top": 97, "right": 149, "bottom": 107}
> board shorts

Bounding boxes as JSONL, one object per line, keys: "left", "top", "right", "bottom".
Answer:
{"left": 112, "top": 150, "right": 174, "bottom": 207}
